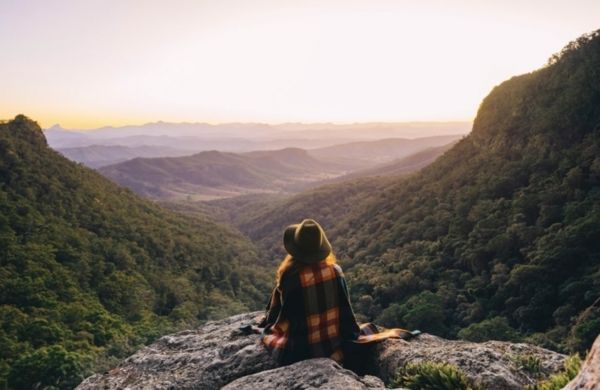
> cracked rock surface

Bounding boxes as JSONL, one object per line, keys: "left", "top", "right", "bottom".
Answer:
{"left": 77, "top": 311, "right": 567, "bottom": 389}
{"left": 222, "top": 358, "right": 386, "bottom": 390}
{"left": 77, "top": 312, "right": 276, "bottom": 390}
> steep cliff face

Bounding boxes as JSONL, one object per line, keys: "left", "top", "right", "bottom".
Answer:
{"left": 77, "top": 312, "right": 568, "bottom": 389}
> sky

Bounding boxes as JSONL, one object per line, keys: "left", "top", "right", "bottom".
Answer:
{"left": 0, "top": 0, "right": 598, "bottom": 129}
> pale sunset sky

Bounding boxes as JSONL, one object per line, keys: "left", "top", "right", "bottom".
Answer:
{"left": 0, "top": 0, "right": 598, "bottom": 129}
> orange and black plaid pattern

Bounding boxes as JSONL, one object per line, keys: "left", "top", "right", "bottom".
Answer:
{"left": 299, "top": 263, "right": 336, "bottom": 287}
{"left": 262, "top": 318, "right": 289, "bottom": 351}
{"left": 307, "top": 308, "right": 339, "bottom": 344}
{"left": 261, "top": 261, "right": 406, "bottom": 365}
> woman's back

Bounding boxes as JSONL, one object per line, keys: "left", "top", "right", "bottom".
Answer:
{"left": 262, "top": 260, "right": 360, "bottom": 364}
{"left": 261, "top": 219, "right": 411, "bottom": 367}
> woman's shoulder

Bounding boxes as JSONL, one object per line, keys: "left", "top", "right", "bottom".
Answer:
{"left": 284, "top": 262, "right": 345, "bottom": 287}
{"left": 311, "top": 261, "right": 344, "bottom": 277}
{"left": 309, "top": 261, "right": 344, "bottom": 276}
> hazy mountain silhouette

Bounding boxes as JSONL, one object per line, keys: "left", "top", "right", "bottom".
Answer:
{"left": 99, "top": 148, "right": 346, "bottom": 199}
{"left": 291, "top": 141, "right": 458, "bottom": 190}
{"left": 56, "top": 144, "right": 193, "bottom": 168}
{"left": 98, "top": 135, "right": 461, "bottom": 200}
{"left": 45, "top": 122, "right": 470, "bottom": 154}
{"left": 307, "top": 134, "right": 462, "bottom": 167}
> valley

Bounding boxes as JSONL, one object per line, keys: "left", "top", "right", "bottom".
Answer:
{"left": 1, "top": 28, "right": 599, "bottom": 390}
{"left": 54, "top": 133, "right": 462, "bottom": 199}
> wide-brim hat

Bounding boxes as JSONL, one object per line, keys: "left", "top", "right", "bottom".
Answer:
{"left": 283, "top": 219, "right": 332, "bottom": 264}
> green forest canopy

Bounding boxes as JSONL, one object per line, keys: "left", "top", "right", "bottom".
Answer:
{"left": 0, "top": 115, "right": 270, "bottom": 389}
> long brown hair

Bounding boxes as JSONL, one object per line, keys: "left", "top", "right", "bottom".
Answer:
{"left": 276, "top": 253, "right": 337, "bottom": 286}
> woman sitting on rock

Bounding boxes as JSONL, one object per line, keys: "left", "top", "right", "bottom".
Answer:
{"left": 259, "top": 219, "right": 417, "bottom": 368}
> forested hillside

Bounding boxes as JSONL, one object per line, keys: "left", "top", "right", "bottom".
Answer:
{"left": 203, "top": 176, "right": 396, "bottom": 263}
{"left": 339, "top": 31, "right": 600, "bottom": 353}
{"left": 216, "top": 31, "right": 600, "bottom": 354}
{"left": 0, "top": 116, "right": 270, "bottom": 389}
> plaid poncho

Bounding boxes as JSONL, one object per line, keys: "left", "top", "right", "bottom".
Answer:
{"left": 261, "top": 261, "right": 406, "bottom": 365}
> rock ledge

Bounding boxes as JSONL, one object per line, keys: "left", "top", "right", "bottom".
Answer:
{"left": 77, "top": 312, "right": 568, "bottom": 389}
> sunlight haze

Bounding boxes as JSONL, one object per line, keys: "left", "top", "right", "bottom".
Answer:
{"left": 0, "top": 0, "right": 598, "bottom": 128}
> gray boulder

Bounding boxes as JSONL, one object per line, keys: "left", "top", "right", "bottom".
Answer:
{"left": 77, "top": 312, "right": 276, "bottom": 389}
{"left": 77, "top": 311, "right": 567, "bottom": 389}
{"left": 372, "top": 334, "right": 566, "bottom": 389}
{"left": 222, "top": 358, "right": 386, "bottom": 390}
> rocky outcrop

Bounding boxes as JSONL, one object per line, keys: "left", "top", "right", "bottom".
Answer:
{"left": 77, "top": 312, "right": 277, "bottom": 390}
{"left": 565, "top": 335, "right": 600, "bottom": 390}
{"left": 372, "top": 334, "right": 566, "bottom": 388}
{"left": 222, "top": 358, "right": 385, "bottom": 390}
{"left": 77, "top": 311, "right": 568, "bottom": 389}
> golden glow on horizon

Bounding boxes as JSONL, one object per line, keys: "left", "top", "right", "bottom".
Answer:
{"left": 0, "top": 0, "right": 599, "bottom": 129}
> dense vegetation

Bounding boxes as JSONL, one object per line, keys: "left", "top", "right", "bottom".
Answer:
{"left": 526, "top": 354, "right": 582, "bottom": 390}
{"left": 393, "top": 361, "right": 481, "bottom": 390}
{"left": 0, "top": 116, "right": 270, "bottom": 389}
{"left": 337, "top": 30, "right": 600, "bottom": 353}
{"left": 202, "top": 177, "right": 397, "bottom": 266}
{"left": 202, "top": 31, "right": 600, "bottom": 354}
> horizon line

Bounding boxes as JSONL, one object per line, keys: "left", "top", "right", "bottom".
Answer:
{"left": 42, "top": 118, "right": 474, "bottom": 132}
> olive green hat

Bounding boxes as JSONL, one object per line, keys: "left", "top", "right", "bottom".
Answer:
{"left": 283, "top": 219, "right": 332, "bottom": 264}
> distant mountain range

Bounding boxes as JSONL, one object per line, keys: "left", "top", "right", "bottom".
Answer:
{"left": 56, "top": 145, "right": 193, "bottom": 168}
{"left": 45, "top": 122, "right": 470, "bottom": 161}
{"left": 307, "top": 135, "right": 461, "bottom": 168}
{"left": 46, "top": 121, "right": 470, "bottom": 141}
{"left": 54, "top": 133, "right": 463, "bottom": 171}
{"left": 97, "top": 135, "right": 462, "bottom": 199}
{"left": 299, "top": 141, "right": 459, "bottom": 189}
{"left": 99, "top": 148, "right": 346, "bottom": 199}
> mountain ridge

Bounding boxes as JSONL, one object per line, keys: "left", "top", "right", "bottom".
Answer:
{"left": 98, "top": 148, "right": 345, "bottom": 200}
{"left": 96, "top": 135, "right": 461, "bottom": 200}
